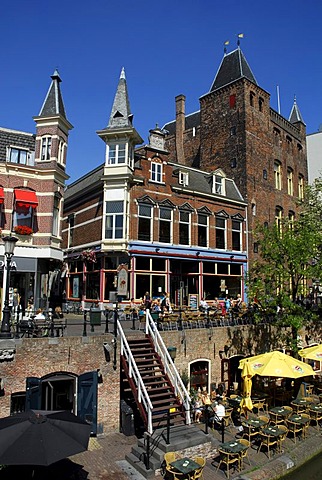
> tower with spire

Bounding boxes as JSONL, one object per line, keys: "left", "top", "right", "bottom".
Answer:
{"left": 33, "top": 69, "right": 73, "bottom": 169}
{"left": 164, "top": 45, "right": 308, "bottom": 265}
{"left": 97, "top": 67, "right": 143, "bottom": 175}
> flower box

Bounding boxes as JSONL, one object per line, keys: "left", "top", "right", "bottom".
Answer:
{"left": 14, "top": 226, "right": 33, "bottom": 235}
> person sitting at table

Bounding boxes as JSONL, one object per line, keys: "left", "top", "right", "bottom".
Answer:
{"left": 210, "top": 400, "right": 226, "bottom": 429}
{"left": 194, "top": 392, "right": 204, "bottom": 423}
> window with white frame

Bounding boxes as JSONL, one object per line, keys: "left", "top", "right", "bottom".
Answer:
{"left": 179, "top": 171, "right": 189, "bottom": 186}
{"left": 288, "top": 211, "right": 295, "bottom": 230}
{"left": 274, "top": 161, "right": 282, "bottom": 190}
{"left": 9, "top": 148, "right": 28, "bottom": 165}
{"left": 197, "top": 213, "right": 208, "bottom": 247}
{"left": 68, "top": 214, "right": 75, "bottom": 248}
{"left": 138, "top": 204, "right": 153, "bottom": 241}
{"left": 179, "top": 210, "right": 190, "bottom": 245}
{"left": 151, "top": 162, "right": 163, "bottom": 183}
{"left": 159, "top": 207, "right": 172, "bottom": 243}
{"left": 57, "top": 139, "right": 66, "bottom": 165}
{"left": 298, "top": 175, "right": 304, "bottom": 200}
{"left": 275, "top": 206, "right": 283, "bottom": 233}
{"left": 107, "top": 143, "right": 126, "bottom": 165}
{"left": 13, "top": 205, "right": 34, "bottom": 230}
{"left": 287, "top": 167, "right": 293, "bottom": 195}
{"left": 41, "top": 136, "right": 52, "bottom": 160}
{"left": 232, "top": 219, "right": 242, "bottom": 251}
{"left": 215, "top": 216, "right": 226, "bottom": 249}
{"left": 105, "top": 200, "right": 124, "bottom": 239}
{"left": 52, "top": 195, "right": 60, "bottom": 237}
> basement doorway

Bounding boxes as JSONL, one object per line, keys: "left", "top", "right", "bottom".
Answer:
{"left": 25, "top": 370, "right": 98, "bottom": 434}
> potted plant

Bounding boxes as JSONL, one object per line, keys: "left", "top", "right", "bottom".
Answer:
{"left": 14, "top": 225, "right": 33, "bottom": 235}
{"left": 81, "top": 249, "right": 97, "bottom": 263}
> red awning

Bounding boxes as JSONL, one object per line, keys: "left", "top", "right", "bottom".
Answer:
{"left": 14, "top": 189, "right": 38, "bottom": 209}
{"left": 0, "top": 188, "right": 4, "bottom": 204}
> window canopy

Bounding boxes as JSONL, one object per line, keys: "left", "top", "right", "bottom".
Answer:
{"left": 14, "top": 189, "right": 38, "bottom": 209}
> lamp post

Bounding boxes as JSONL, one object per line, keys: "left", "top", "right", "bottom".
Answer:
{"left": 0, "top": 236, "right": 18, "bottom": 338}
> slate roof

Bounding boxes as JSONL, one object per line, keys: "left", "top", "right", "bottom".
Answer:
{"left": 64, "top": 163, "right": 104, "bottom": 204}
{"left": 38, "top": 69, "right": 67, "bottom": 118}
{"left": 209, "top": 47, "right": 257, "bottom": 91}
{"left": 107, "top": 68, "right": 133, "bottom": 129}
{"left": 172, "top": 164, "right": 245, "bottom": 204}
{"left": 163, "top": 111, "right": 200, "bottom": 136}
{"left": 289, "top": 96, "right": 305, "bottom": 125}
{"left": 0, "top": 127, "right": 35, "bottom": 163}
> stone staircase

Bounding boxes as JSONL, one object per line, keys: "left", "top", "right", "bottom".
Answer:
{"left": 125, "top": 423, "right": 212, "bottom": 478}
{"left": 121, "top": 336, "right": 186, "bottom": 431}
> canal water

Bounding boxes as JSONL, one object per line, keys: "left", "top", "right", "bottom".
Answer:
{"left": 280, "top": 451, "right": 322, "bottom": 479}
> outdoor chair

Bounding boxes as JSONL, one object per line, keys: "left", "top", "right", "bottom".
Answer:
{"left": 258, "top": 415, "right": 269, "bottom": 426}
{"left": 286, "top": 419, "right": 303, "bottom": 443}
{"left": 238, "top": 438, "right": 251, "bottom": 470}
{"left": 268, "top": 411, "right": 285, "bottom": 426}
{"left": 277, "top": 425, "right": 288, "bottom": 453}
{"left": 309, "top": 407, "right": 322, "bottom": 429}
{"left": 291, "top": 401, "right": 306, "bottom": 414}
{"left": 191, "top": 456, "right": 206, "bottom": 480}
{"left": 252, "top": 398, "right": 268, "bottom": 414}
{"left": 301, "top": 413, "right": 311, "bottom": 438}
{"left": 165, "top": 465, "right": 187, "bottom": 480}
{"left": 242, "top": 422, "right": 260, "bottom": 444}
{"left": 257, "top": 432, "right": 278, "bottom": 459}
{"left": 216, "top": 448, "right": 240, "bottom": 479}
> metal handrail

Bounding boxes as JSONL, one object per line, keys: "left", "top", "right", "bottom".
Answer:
{"left": 145, "top": 310, "right": 191, "bottom": 426}
{"left": 117, "top": 319, "right": 154, "bottom": 434}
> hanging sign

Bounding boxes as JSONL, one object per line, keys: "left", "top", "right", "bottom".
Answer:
{"left": 117, "top": 265, "right": 128, "bottom": 296}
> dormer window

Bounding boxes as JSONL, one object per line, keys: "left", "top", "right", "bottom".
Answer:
{"left": 212, "top": 173, "right": 225, "bottom": 195}
{"left": 108, "top": 143, "right": 126, "bottom": 165}
{"left": 8, "top": 147, "right": 34, "bottom": 166}
{"left": 179, "top": 171, "right": 189, "bottom": 186}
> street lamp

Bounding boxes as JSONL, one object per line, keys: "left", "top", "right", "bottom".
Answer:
{"left": 0, "top": 236, "right": 18, "bottom": 338}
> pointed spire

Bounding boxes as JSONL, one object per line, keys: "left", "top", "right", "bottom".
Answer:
{"left": 209, "top": 47, "right": 257, "bottom": 92}
{"left": 289, "top": 96, "right": 305, "bottom": 125}
{"left": 38, "top": 69, "right": 67, "bottom": 118}
{"left": 107, "top": 67, "right": 133, "bottom": 129}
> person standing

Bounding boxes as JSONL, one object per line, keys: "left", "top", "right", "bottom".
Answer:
{"left": 143, "top": 291, "right": 151, "bottom": 310}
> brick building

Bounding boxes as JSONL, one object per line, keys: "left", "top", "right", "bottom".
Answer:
{"left": 62, "top": 69, "right": 247, "bottom": 308}
{"left": 163, "top": 47, "right": 308, "bottom": 264}
{"left": 0, "top": 70, "right": 72, "bottom": 313}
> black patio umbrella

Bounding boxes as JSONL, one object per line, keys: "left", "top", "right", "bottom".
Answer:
{"left": 0, "top": 409, "right": 91, "bottom": 466}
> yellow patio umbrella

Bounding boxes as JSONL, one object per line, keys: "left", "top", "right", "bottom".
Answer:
{"left": 239, "top": 350, "right": 315, "bottom": 379}
{"left": 298, "top": 344, "right": 322, "bottom": 361}
{"left": 240, "top": 360, "right": 254, "bottom": 415}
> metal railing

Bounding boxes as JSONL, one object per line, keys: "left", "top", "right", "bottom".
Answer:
{"left": 118, "top": 319, "right": 154, "bottom": 434}
{"left": 145, "top": 309, "right": 191, "bottom": 426}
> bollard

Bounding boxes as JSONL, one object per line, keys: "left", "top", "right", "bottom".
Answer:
{"left": 104, "top": 309, "right": 109, "bottom": 334}
{"left": 83, "top": 311, "right": 87, "bottom": 337}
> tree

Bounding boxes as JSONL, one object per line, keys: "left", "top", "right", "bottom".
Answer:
{"left": 246, "top": 209, "right": 322, "bottom": 352}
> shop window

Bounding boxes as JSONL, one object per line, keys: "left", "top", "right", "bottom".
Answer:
{"left": 189, "top": 360, "right": 209, "bottom": 392}
{"left": 10, "top": 391, "right": 26, "bottom": 415}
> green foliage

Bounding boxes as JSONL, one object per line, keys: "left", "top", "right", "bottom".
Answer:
{"left": 246, "top": 176, "right": 322, "bottom": 352}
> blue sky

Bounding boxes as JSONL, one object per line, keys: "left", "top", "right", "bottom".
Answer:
{"left": 1, "top": 0, "right": 321, "bottom": 183}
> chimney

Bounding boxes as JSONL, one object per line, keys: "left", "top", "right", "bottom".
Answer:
{"left": 175, "top": 94, "right": 186, "bottom": 165}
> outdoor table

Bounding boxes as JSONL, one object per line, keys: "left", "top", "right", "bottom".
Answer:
{"left": 170, "top": 457, "right": 200, "bottom": 476}
{"left": 262, "top": 425, "right": 284, "bottom": 437}
{"left": 289, "top": 414, "right": 310, "bottom": 425}
{"left": 220, "top": 440, "right": 248, "bottom": 454}
{"left": 291, "top": 398, "right": 312, "bottom": 406}
{"left": 270, "top": 406, "right": 292, "bottom": 417}
{"left": 309, "top": 404, "right": 322, "bottom": 412}
{"left": 243, "top": 417, "right": 266, "bottom": 428}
